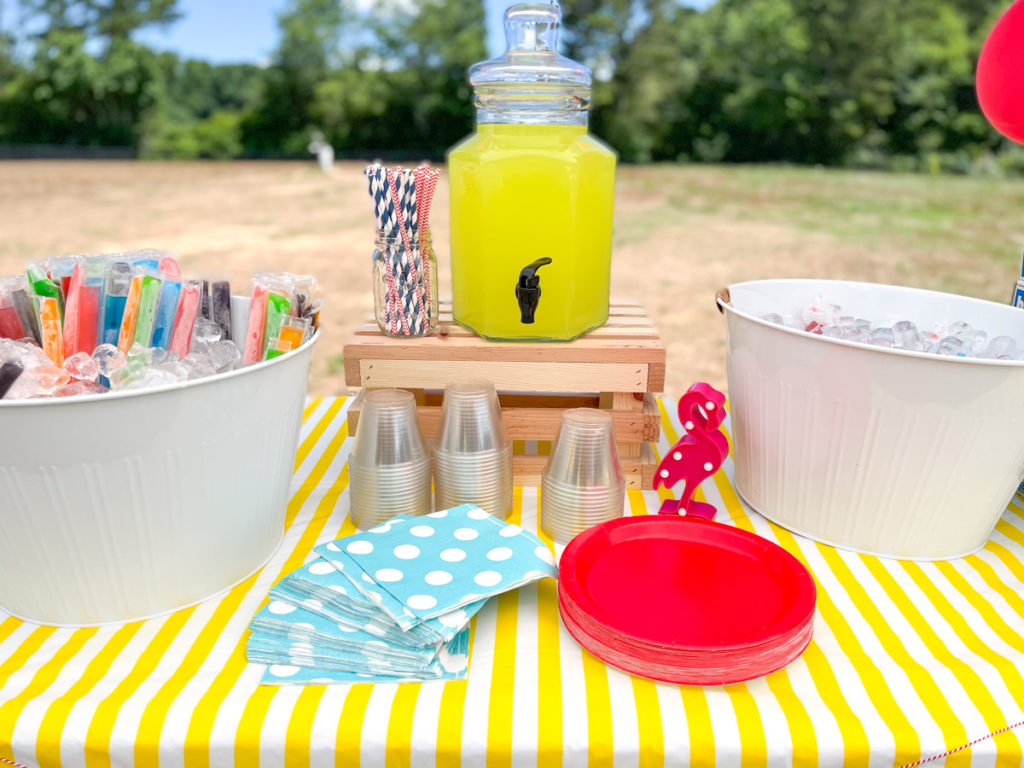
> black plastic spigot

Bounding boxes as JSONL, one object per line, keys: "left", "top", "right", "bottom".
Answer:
{"left": 515, "top": 257, "right": 552, "bottom": 324}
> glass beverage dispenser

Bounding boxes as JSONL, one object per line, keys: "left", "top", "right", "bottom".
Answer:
{"left": 447, "top": 2, "right": 616, "bottom": 341}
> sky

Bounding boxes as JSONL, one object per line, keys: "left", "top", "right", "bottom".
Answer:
{"left": 3, "top": 0, "right": 715, "bottom": 65}
{"left": 137, "top": 0, "right": 535, "bottom": 64}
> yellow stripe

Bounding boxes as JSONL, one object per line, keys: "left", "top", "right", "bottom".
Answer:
{"left": 436, "top": 619, "right": 477, "bottom": 768}
{"left": 991, "top": 524, "right": 1024, "bottom": 578}
{"left": 535, "top": 487, "right": 563, "bottom": 766}
{"left": 302, "top": 395, "right": 322, "bottom": 419}
{"left": 580, "top": 648, "right": 614, "bottom": 768}
{"left": 722, "top": 684, "right": 767, "bottom": 767}
{"left": 385, "top": 683, "right": 422, "bottom": 768}
{"left": 283, "top": 686, "right": 327, "bottom": 768}
{"left": 763, "top": 669, "right": 818, "bottom": 767}
{"left": 0, "top": 618, "right": 21, "bottom": 647}
{"left": 630, "top": 677, "right": 664, "bottom": 768}
{"left": 336, "top": 684, "right": 373, "bottom": 764}
{"left": 678, "top": 687, "right": 715, "bottom": 766}
{"left": 538, "top": 440, "right": 551, "bottom": 456}
{"left": 855, "top": 558, "right": 1001, "bottom": 765}
{"left": 513, "top": 439, "right": 526, "bottom": 455}
{"left": 902, "top": 562, "right": 1024, "bottom": 763}
{"left": 0, "top": 627, "right": 56, "bottom": 687}
{"left": 486, "top": 494, "right": 522, "bottom": 768}
{"left": 293, "top": 397, "right": 345, "bottom": 474}
{"left": 0, "top": 628, "right": 96, "bottom": 755}
{"left": 133, "top": 575, "right": 269, "bottom": 764}
{"left": 710, "top": 425, "right": 877, "bottom": 765}
{"left": 34, "top": 623, "right": 141, "bottom": 766}
{"left": 185, "top": 415, "right": 353, "bottom": 767}
{"left": 83, "top": 609, "right": 197, "bottom": 767}
{"left": 435, "top": 681, "right": 468, "bottom": 768}
{"left": 997, "top": 514, "right": 1024, "bottom": 541}
{"left": 956, "top": 554, "right": 1024, "bottom": 632}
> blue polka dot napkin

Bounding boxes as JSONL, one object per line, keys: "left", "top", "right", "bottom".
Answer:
{"left": 312, "top": 504, "right": 557, "bottom": 624}
{"left": 248, "top": 504, "right": 556, "bottom": 685}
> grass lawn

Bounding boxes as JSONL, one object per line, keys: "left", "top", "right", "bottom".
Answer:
{"left": 2, "top": 160, "right": 1022, "bottom": 399}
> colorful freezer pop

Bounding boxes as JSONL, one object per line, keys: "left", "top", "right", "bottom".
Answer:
{"left": 151, "top": 278, "right": 182, "bottom": 349}
{"left": 62, "top": 263, "right": 85, "bottom": 356}
{"left": 243, "top": 283, "right": 268, "bottom": 364}
{"left": 12, "top": 287, "right": 40, "bottom": 344}
{"left": 158, "top": 256, "right": 181, "bottom": 279}
{"left": 103, "top": 262, "right": 132, "bottom": 346}
{"left": 169, "top": 280, "right": 202, "bottom": 358}
{"left": 263, "top": 291, "right": 291, "bottom": 355}
{"left": 211, "top": 280, "right": 232, "bottom": 341}
{"left": 0, "top": 282, "right": 25, "bottom": 340}
{"left": 27, "top": 264, "right": 62, "bottom": 318}
{"left": 133, "top": 274, "right": 163, "bottom": 347}
{"left": 46, "top": 255, "right": 78, "bottom": 302}
{"left": 38, "top": 295, "right": 65, "bottom": 366}
{"left": 0, "top": 360, "right": 23, "bottom": 398}
{"left": 277, "top": 316, "right": 310, "bottom": 351}
{"left": 118, "top": 274, "right": 143, "bottom": 353}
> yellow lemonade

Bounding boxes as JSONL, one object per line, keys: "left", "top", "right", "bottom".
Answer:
{"left": 448, "top": 122, "right": 616, "bottom": 341}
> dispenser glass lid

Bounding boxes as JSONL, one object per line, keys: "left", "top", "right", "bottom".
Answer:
{"left": 469, "top": 3, "right": 591, "bottom": 90}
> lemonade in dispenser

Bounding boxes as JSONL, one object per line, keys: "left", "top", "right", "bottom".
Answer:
{"left": 447, "top": 2, "right": 616, "bottom": 341}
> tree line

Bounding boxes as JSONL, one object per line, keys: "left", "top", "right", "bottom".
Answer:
{"left": 0, "top": 0, "right": 1018, "bottom": 173}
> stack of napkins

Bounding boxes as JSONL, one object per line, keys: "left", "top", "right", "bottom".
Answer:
{"left": 248, "top": 504, "right": 558, "bottom": 684}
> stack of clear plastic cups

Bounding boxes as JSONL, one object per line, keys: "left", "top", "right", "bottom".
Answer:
{"left": 348, "top": 388, "right": 432, "bottom": 529}
{"left": 433, "top": 380, "right": 513, "bottom": 520}
{"left": 541, "top": 409, "right": 625, "bottom": 543}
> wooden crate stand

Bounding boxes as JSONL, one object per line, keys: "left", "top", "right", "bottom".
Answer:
{"left": 343, "top": 302, "right": 665, "bottom": 489}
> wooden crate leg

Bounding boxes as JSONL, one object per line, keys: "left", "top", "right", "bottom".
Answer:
{"left": 601, "top": 392, "right": 645, "bottom": 458}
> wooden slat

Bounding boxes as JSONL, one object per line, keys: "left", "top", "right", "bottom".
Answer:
{"left": 349, "top": 391, "right": 660, "bottom": 443}
{"left": 356, "top": 360, "right": 650, "bottom": 393}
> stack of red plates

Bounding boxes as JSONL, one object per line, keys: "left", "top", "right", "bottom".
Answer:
{"left": 558, "top": 516, "right": 816, "bottom": 685}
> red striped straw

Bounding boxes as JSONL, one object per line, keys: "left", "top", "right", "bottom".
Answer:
{"left": 386, "top": 167, "right": 423, "bottom": 333}
{"left": 414, "top": 166, "right": 440, "bottom": 326}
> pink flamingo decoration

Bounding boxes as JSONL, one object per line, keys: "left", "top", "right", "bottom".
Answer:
{"left": 655, "top": 382, "right": 729, "bottom": 520}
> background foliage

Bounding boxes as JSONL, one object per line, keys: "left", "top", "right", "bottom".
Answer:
{"left": 0, "top": 0, "right": 1019, "bottom": 172}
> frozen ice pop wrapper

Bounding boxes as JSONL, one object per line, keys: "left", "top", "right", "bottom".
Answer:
{"left": 117, "top": 274, "right": 143, "bottom": 354}
{"left": 151, "top": 278, "right": 182, "bottom": 349}
{"left": 278, "top": 316, "right": 309, "bottom": 350}
{"left": 263, "top": 291, "right": 290, "bottom": 355}
{"left": 243, "top": 283, "right": 268, "bottom": 364}
{"left": 27, "top": 264, "right": 62, "bottom": 318}
{"left": 211, "top": 280, "right": 232, "bottom": 341}
{"left": 0, "top": 282, "right": 25, "bottom": 340}
{"left": 62, "top": 261, "right": 100, "bottom": 357}
{"left": 102, "top": 261, "right": 132, "bottom": 346}
{"left": 133, "top": 273, "right": 163, "bottom": 347}
{"left": 62, "top": 263, "right": 85, "bottom": 356}
{"left": 13, "top": 287, "right": 40, "bottom": 344}
{"left": 158, "top": 256, "right": 181, "bottom": 279}
{"left": 38, "top": 296, "right": 65, "bottom": 366}
{"left": 0, "top": 360, "right": 23, "bottom": 398}
{"left": 169, "top": 280, "right": 202, "bottom": 358}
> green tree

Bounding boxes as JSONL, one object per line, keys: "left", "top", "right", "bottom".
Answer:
{"left": 241, "top": 0, "right": 349, "bottom": 156}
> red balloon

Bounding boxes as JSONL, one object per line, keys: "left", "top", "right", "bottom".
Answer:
{"left": 977, "top": 0, "right": 1024, "bottom": 144}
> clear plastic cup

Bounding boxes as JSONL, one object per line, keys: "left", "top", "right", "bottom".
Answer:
{"left": 541, "top": 408, "right": 625, "bottom": 543}
{"left": 349, "top": 389, "right": 432, "bottom": 528}
{"left": 432, "top": 380, "right": 513, "bottom": 519}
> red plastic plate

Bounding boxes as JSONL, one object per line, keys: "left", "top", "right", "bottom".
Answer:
{"left": 558, "top": 517, "right": 816, "bottom": 657}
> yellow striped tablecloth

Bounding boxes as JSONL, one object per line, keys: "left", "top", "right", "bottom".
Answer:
{"left": 1, "top": 395, "right": 1024, "bottom": 767}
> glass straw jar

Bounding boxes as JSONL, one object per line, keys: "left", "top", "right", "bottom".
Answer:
{"left": 372, "top": 228, "right": 438, "bottom": 337}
